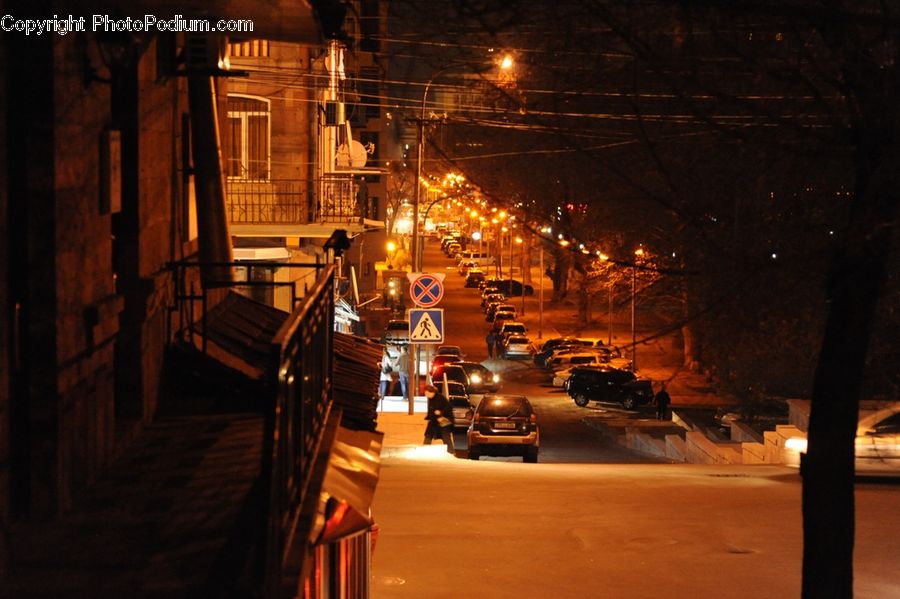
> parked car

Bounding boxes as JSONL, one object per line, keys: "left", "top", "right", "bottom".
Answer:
{"left": 491, "top": 311, "right": 517, "bottom": 329}
{"left": 496, "top": 321, "right": 527, "bottom": 342}
{"left": 478, "top": 277, "right": 502, "bottom": 292}
{"left": 465, "top": 269, "right": 486, "bottom": 288}
{"left": 493, "top": 279, "right": 534, "bottom": 297}
{"left": 566, "top": 366, "right": 654, "bottom": 410}
{"left": 502, "top": 335, "right": 533, "bottom": 360}
{"left": 456, "top": 250, "right": 494, "bottom": 267}
{"left": 533, "top": 337, "right": 588, "bottom": 367}
{"left": 430, "top": 354, "right": 462, "bottom": 376}
{"left": 435, "top": 345, "right": 464, "bottom": 358}
{"left": 486, "top": 303, "right": 516, "bottom": 322}
{"left": 440, "top": 233, "right": 463, "bottom": 251}
{"left": 431, "top": 363, "right": 469, "bottom": 388}
{"left": 382, "top": 319, "right": 410, "bottom": 345}
{"left": 551, "top": 365, "right": 591, "bottom": 388}
{"left": 482, "top": 292, "right": 506, "bottom": 310}
{"left": 445, "top": 242, "right": 462, "bottom": 257}
{"left": 553, "top": 362, "right": 626, "bottom": 388}
{"left": 458, "top": 260, "right": 477, "bottom": 276}
{"left": 544, "top": 351, "right": 609, "bottom": 371}
{"left": 439, "top": 379, "right": 469, "bottom": 401}
{"left": 454, "top": 361, "right": 501, "bottom": 394}
{"left": 467, "top": 394, "right": 540, "bottom": 462}
{"left": 449, "top": 396, "right": 476, "bottom": 429}
{"left": 784, "top": 403, "right": 900, "bottom": 476}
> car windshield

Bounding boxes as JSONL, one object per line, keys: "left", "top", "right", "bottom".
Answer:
{"left": 479, "top": 396, "right": 531, "bottom": 418}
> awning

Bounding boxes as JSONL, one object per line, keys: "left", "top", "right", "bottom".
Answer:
{"left": 311, "top": 426, "right": 384, "bottom": 545}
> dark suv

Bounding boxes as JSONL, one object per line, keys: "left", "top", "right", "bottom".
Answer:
{"left": 467, "top": 394, "right": 540, "bottom": 462}
{"left": 565, "top": 366, "right": 654, "bottom": 410}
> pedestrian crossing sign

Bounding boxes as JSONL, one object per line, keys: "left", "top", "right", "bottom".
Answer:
{"left": 408, "top": 308, "right": 444, "bottom": 343}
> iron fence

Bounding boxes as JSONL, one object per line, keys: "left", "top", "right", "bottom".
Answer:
{"left": 226, "top": 175, "right": 363, "bottom": 224}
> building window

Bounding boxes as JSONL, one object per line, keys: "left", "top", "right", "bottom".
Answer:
{"left": 227, "top": 95, "right": 270, "bottom": 180}
{"left": 228, "top": 39, "right": 269, "bottom": 57}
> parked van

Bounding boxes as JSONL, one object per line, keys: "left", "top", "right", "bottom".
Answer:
{"left": 545, "top": 352, "right": 608, "bottom": 371}
{"left": 456, "top": 250, "right": 494, "bottom": 267}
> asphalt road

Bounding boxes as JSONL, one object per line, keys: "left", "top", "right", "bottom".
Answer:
{"left": 421, "top": 238, "right": 658, "bottom": 464}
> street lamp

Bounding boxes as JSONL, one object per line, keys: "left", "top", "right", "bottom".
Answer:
{"left": 413, "top": 59, "right": 514, "bottom": 274}
{"left": 597, "top": 253, "right": 613, "bottom": 346}
{"left": 631, "top": 247, "right": 644, "bottom": 372}
{"left": 515, "top": 235, "right": 524, "bottom": 315}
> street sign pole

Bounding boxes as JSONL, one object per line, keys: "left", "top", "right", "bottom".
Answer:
{"left": 409, "top": 341, "right": 417, "bottom": 415}
{"left": 407, "top": 275, "right": 446, "bottom": 415}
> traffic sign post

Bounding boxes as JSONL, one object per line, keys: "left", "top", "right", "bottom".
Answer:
{"left": 409, "top": 309, "right": 444, "bottom": 344}
{"left": 405, "top": 274, "right": 446, "bottom": 414}
{"left": 410, "top": 273, "right": 444, "bottom": 308}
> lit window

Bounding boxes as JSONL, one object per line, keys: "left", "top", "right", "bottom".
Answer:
{"left": 227, "top": 95, "right": 270, "bottom": 180}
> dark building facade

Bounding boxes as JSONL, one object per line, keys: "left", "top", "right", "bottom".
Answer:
{"left": 2, "top": 2, "right": 385, "bottom": 596}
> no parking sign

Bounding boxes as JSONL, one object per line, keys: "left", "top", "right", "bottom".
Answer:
{"left": 409, "top": 273, "right": 444, "bottom": 307}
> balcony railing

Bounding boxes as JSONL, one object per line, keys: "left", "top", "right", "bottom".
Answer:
{"left": 226, "top": 176, "right": 363, "bottom": 225}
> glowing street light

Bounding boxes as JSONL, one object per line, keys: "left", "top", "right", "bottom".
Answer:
{"left": 631, "top": 247, "right": 645, "bottom": 371}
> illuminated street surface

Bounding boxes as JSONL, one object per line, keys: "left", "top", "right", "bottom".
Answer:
{"left": 371, "top": 458, "right": 900, "bottom": 599}
{"left": 373, "top": 239, "right": 900, "bottom": 598}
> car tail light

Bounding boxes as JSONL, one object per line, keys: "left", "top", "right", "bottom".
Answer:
{"left": 473, "top": 413, "right": 480, "bottom": 423}
{"left": 530, "top": 414, "right": 537, "bottom": 424}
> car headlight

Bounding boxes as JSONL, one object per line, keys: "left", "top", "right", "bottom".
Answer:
{"left": 492, "top": 374, "right": 500, "bottom": 383}
{"left": 471, "top": 373, "right": 482, "bottom": 384}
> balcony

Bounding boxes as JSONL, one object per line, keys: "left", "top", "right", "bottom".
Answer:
{"left": 225, "top": 175, "right": 381, "bottom": 240}
{"left": 226, "top": 175, "right": 364, "bottom": 226}
{"left": 226, "top": 179, "right": 307, "bottom": 224}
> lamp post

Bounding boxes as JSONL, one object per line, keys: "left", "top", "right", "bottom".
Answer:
{"left": 515, "top": 235, "right": 524, "bottom": 315}
{"left": 412, "top": 56, "right": 514, "bottom": 273}
{"left": 631, "top": 248, "right": 644, "bottom": 372}
{"left": 538, "top": 239, "right": 544, "bottom": 339}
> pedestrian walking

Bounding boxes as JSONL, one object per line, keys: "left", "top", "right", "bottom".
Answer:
{"left": 379, "top": 348, "right": 395, "bottom": 399}
{"left": 486, "top": 330, "right": 495, "bottom": 358}
{"left": 423, "top": 384, "right": 455, "bottom": 454}
{"left": 655, "top": 383, "right": 671, "bottom": 420}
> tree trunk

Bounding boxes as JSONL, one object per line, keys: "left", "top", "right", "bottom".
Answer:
{"left": 679, "top": 283, "right": 698, "bottom": 370}
{"left": 577, "top": 282, "right": 589, "bottom": 323}
{"left": 801, "top": 135, "right": 899, "bottom": 597}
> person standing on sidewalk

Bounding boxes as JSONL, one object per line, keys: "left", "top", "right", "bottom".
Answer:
{"left": 654, "top": 383, "right": 671, "bottom": 420}
{"left": 396, "top": 346, "right": 410, "bottom": 399}
{"left": 423, "top": 384, "right": 455, "bottom": 454}
{"left": 379, "top": 348, "right": 395, "bottom": 399}
{"left": 486, "top": 330, "right": 495, "bottom": 359}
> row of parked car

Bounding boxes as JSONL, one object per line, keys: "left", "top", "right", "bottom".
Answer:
{"left": 533, "top": 336, "right": 655, "bottom": 410}
{"left": 476, "top": 280, "right": 534, "bottom": 359}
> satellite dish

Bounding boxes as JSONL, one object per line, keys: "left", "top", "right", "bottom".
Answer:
{"left": 336, "top": 140, "right": 368, "bottom": 168}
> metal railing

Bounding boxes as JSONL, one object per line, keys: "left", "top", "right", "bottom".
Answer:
{"left": 225, "top": 175, "right": 364, "bottom": 224}
{"left": 262, "top": 265, "right": 335, "bottom": 597}
{"left": 167, "top": 259, "right": 323, "bottom": 353}
{"left": 167, "top": 260, "right": 350, "bottom": 597}
{"left": 226, "top": 179, "right": 307, "bottom": 224}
